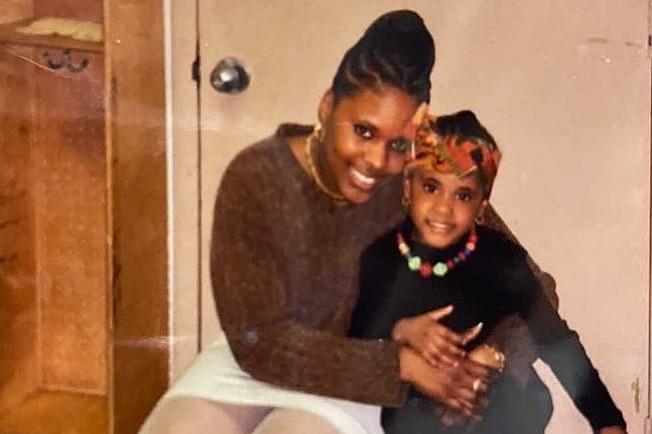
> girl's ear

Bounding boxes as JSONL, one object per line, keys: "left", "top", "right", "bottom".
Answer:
{"left": 318, "top": 90, "right": 334, "bottom": 125}
{"left": 477, "top": 199, "right": 489, "bottom": 223}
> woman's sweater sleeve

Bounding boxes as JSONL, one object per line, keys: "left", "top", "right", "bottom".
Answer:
{"left": 210, "top": 150, "right": 407, "bottom": 407}
{"left": 483, "top": 205, "right": 558, "bottom": 308}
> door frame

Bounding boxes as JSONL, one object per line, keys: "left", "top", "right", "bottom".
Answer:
{"left": 106, "top": 0, "right": 170, "bottom": 432}
{"left": 165, "top": 0, "right": 201, "bottom": 383}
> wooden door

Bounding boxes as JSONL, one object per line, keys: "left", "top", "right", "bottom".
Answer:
{"left": 0, "top": 1, "right": 169, "bottom": 432}
{"left": 194, "top": 1, "right": 650, "bottom": 432}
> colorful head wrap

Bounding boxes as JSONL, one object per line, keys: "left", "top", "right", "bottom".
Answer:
{"left": 406, "top": 113, "right": 502, "bottom": 196}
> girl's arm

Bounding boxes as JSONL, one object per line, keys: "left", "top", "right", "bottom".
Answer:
{"left": 511, "top": 249, "right": 627, "bottom": 432}
{"left": 349, "top": 231, "right": 489, "bottom": 413}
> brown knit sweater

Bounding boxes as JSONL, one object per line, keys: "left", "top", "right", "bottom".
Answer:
{"left": 210, "top": 125, "right": 556, "bottom": 407}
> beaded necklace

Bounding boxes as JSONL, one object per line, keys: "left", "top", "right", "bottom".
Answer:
{"left": 396, "top": 227, "right": 478, "bottom": 278}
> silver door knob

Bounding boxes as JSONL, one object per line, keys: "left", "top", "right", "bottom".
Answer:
{"left": 210, "top": 58, "right": 250, "bottom": 94}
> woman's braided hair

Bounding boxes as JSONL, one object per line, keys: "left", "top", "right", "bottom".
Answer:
{"left": 331, "top": 10, "right": 435, "bottom": 104}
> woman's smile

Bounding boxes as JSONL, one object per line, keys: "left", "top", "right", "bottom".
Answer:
{"left": 317, "top": 86, "right": 420, "bottom": 204}
{"left": 348, "top": 167, "right": 378, "bottom": 191}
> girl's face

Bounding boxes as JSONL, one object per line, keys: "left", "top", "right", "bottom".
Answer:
{"left": 405, "top": 168, "right": 487, "bottom": 249}
{"left": 318, "top": 86, "right": 420, "bottom": 204}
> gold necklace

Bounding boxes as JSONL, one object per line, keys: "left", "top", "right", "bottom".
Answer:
{"left": 304, "top": 129, "right": 348, "bottom": 204}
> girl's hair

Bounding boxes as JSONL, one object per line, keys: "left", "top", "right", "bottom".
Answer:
{"left": 430, "top": 110, "right": 498, "bottom": 150}
{"left": 431, "top": 111, "right": 498, "bottom": 149}
{"left": 331, "top": 10, "right": 435, "bottom": 104}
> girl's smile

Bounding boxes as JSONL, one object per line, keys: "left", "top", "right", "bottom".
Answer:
{"left": 405, "top": 168, "right": 487, "bottom": 249}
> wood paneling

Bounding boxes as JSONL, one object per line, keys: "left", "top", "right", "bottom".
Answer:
{"left": 1, "top": 0, "right": 169, "bottom": 431}
{"left": 0, "top": 45, "right": 38, "bottom": 414}
{"left": 28, "top": 48, "right": 107, "bottom": 393}
{"left": 34, "top": 0, "right": 102, "bottom": 23}
{"left": 0, "top": 0, "right": 32, "bottom": 25}
{"left": 105, "top": 0, "right": 169, "bottom": 431}
{"left": 0, "top": 391, "right": 107, "bottom": 434}
{"left": 0, "top": 20, "right": 103, "bottom": 53}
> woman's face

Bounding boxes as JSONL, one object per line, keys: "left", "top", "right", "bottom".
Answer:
{"left": 318, "top": 86, "right": 420, "bottom": 204}
{"left": 405, "top": 168, "right": 487, "bottom": 249}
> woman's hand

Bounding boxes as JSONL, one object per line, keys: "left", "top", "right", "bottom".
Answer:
{"left": 399, "top": 347, "right": 489, "bottom": 416}
{"left": 392, "top": 305, "right": 483, "bottom": 367}
{"left": 598, "top": 427, "right": 628, "bottom": 434}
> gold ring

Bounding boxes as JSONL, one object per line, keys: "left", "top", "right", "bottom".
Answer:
{"left": 472, "top": 379, "right": 482, "bottom": 392}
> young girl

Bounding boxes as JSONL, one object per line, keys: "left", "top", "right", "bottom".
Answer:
{"left": 349, "top": 111, "right": 627, "bottom": 434}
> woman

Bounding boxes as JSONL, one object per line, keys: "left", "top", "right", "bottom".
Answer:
{"left": 140, "top": 10, "right": 550, "bottom": 434}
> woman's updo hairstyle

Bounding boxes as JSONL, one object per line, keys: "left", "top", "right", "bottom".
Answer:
{"left": 331, "top": 10, "right": 435, "bottom": 104}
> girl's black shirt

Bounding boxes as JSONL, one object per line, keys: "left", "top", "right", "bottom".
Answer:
{"left": 349, "top": 221, "right": 626, "bottom": 433}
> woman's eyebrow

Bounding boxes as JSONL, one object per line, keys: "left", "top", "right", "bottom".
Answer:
{"left": 334, "top": 120, "right": 378, "bottom": 133}
{"left": 335, "top": 120, "right": 408, "bottom": 140}
{"left": 355, "top": 119, "right": 378, "bottom": 132}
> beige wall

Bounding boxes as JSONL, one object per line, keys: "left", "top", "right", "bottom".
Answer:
{"left": 168, "top": 1, "right": 650, "bottom": 432}
{"left": 424, "top": 3, "right": 650, "bottom": 432}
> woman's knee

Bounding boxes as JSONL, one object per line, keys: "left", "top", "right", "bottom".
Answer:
{"left": 252, "top": 408, "right": 341, "bottom": 434}
{"left": 139, "top": 397, "right": 270, "bottom": 434}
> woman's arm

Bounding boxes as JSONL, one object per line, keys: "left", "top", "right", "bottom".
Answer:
{"left": 483, "top": 205, "right": 558, "bottom": 308}
{"left": 482, "top": 205, "right": 559, "bottom": 384}
{"left": 210, "top": 148, "right": 406, "bottom": 407}
{"left": 511, "top": 249, "right": 627, "bottom": 432}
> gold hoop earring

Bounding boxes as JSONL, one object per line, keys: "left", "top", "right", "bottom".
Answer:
{"left": 314, "top": 123, "right": 325, "bottom": 142}
{"left": 476, "top": 201, "right": 489, "bottom": 225}
{"left": 401, "top": 196, "right": 411, "bottom": 212}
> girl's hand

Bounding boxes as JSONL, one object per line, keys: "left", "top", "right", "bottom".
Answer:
{"left": 392, "top": 305, "right": 483, "bottom": 367}
{"left": 399, "top": 347, "right": 488, "bottom": 416}
{"left": 598, "top": 427, "right": 628, "bottom": 434}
